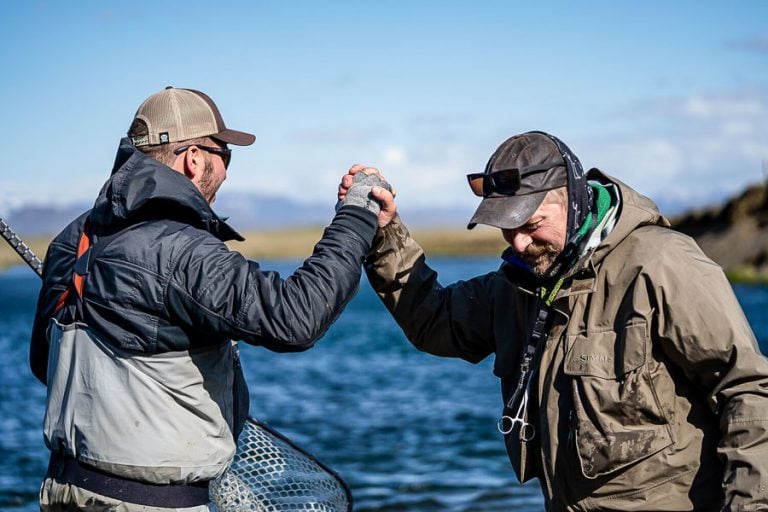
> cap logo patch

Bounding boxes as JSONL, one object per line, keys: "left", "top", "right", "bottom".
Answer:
{"left": 131, "top": 135, "right": 149, "bottom": 147}
{"left": 159, "top": 132, "right": 170, "bottom": 144}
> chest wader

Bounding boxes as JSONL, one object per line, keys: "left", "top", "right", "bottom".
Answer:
{"left": 43, "top": 221, "right": 235, "bottom": 508}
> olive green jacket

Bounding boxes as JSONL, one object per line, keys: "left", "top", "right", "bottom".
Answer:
{"left": 364, "top": 170, "right": 768, "bottom": 511}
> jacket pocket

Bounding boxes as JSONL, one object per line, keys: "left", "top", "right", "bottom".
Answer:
{"left": 563, "top": 321, "right": 673, "bottom": 479}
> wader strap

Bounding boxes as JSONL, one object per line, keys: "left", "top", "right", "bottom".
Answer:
{"left": 46, "top": 453, "right": 210, "bottom": 508}
{"left": 53, "top": 220, "right": 121, "bottom": 317}
{"left": 54, "top": 220, "right": 92, "bottom": 313}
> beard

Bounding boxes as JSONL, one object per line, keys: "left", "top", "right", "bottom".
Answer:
{"left": 521, "top": 242, "right": 561, "bottom": 277}
{"left": 198, "top": 158, "right": 218, "bottom": 204}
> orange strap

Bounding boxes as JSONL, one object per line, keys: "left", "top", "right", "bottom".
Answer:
{"left": 54, "top": 226, "right": 92, "bottom": 312}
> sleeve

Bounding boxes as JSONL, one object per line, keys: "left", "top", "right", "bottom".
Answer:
{"left": 165, "top": 205, "right": 378, "bottom": 352}
{"left": 648, "top": 232, "right": 768, "bottom": 509}
{"left": 363, "top": 214, "right": 497, "bottom": 363}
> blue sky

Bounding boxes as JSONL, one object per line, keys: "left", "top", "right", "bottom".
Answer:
{"left": 1, "top": 1, "right": 766, "bottom": 219}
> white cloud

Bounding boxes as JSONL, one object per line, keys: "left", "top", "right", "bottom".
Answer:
{"left": 721, "top": 121, "right": 755, "bottom": 137}
{"left": 579, "top": 86, "right": 768, "bottom": 208}
{"left": 381, "top": 145, "right": 407, "bottom": 166}
{"left": 288, "top": 125, "right": 388, "bottom": 144}
{"left": 235, "top": 87, "right": 768, "bottom": 217}
{"left": 681, "top": 95, "right": 764, "bottom": 119}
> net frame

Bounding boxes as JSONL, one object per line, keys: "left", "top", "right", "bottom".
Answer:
{"left": 210, "top": 418, "right": 353, "bottom": 512}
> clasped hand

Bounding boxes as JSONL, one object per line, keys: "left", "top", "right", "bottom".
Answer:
{"left": 337, "top": 164, "right": 397, "bottom": 228}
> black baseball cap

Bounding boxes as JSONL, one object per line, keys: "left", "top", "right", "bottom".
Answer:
{"left": 467, "top": 132, "right": 567, "bottom": 229}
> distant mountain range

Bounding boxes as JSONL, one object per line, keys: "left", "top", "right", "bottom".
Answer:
{"left": 2, "top": 192, "right": 476, "bottom": 237}
{"left": 3, "top": 183, "right": 768, "bottom": 281}
{"left": 5, "top": 185, "right": 766, "bottom": 281}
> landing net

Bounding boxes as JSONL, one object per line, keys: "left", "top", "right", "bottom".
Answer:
{"left": 209, "top": 418, "right": 353, "bottom": 512}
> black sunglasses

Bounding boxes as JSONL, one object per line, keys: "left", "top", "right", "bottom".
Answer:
{"left": 174, "top": 144, "right": 232, "bottom": 168}
{"left": 466, "top": 163, "right": 558, "bottom": 197}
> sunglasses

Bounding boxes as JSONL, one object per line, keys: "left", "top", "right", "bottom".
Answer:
{"left": 174, "top": 144, "right": 232, "bottom": 168}
{"left": 466, "top": 163, "right": 558, "bottom": 197}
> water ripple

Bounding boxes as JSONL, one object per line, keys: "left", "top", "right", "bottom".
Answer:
{"left": 1, "top": 260, "right": 766, "bottom": 511}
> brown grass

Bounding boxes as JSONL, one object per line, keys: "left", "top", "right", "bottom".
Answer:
{"left": 0, "top": 236, "right": 51, "bottom": 271}
{"left": 226, "top": 227, "right": 330, "bottom": 259}
{"left": 404, "top": 225, "right": 508, "bottom": 256}
{"left": 0, "top": 226, "right": 507, "bottom": 272}
{"left": 6, "top": 227, "right": 768, "bottom": 284}
{"left": 226, "top": 225, "right": 507, "bottom": 259}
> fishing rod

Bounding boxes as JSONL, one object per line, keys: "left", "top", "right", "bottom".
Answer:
{"left": 0, "top": 217, "right": 352, "bottom": 511}
{"left": 0, "top": 217, "right": 43, "bottom": 277}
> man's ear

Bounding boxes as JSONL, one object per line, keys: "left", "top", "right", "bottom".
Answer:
{"left": 181, "top": 146, "right": 204, "bottom": 180}
{"left": 170, "top": 146, "right": 203, "bottom": 179}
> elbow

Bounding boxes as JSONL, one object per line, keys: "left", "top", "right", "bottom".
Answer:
{"left": 283, "top": 325, "right": 325, "bottom": 351}
{"left": 261, "top": 336, "right": 319, "bottom": 353}
{"left": 253, "top": 322, "right": 326, "bottom": 352}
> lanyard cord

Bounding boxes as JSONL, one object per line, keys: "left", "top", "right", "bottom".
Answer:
{"left": 500, "top": 277, "right": 564, "bottom": 441}
{"left": 540, "top": 278, "right": 564, "bottom": 307}
{"left": 512, "top": 277, "right": 563, "bottom": 403}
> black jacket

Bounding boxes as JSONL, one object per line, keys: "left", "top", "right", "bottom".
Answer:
{"left": 30, "top": 138, "right": 377, "bottom": 384}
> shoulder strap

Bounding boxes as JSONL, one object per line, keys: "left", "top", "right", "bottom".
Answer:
{"left": 53, "top": 220, "right": 122, "bottom": 319}
{"left": 54, "top": 219, "right": 92, "bottom": 314}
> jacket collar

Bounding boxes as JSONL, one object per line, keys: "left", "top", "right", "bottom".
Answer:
{"left": 582, "top": 168, "right": 669, "bottom": 268}
{"left": 89, "top": 138, "right": 244, "bottom": 242}
{"left": 501, "top": 169, "right": 669, "bottom": 299}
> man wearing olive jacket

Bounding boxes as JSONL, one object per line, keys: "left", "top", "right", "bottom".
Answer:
{"left": 352, "top": 131, "right": 768, "bottom": 510}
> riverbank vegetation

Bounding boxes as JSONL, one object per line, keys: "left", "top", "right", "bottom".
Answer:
{"left": 4, "top": 225, "right": 767, "bottom": 284}
{"left": 0, "top": 236, "right": 50, "bottom": 272}
{"left": 225, "top": 225, "right": 508, "bottom": 259}
{"left": 0, "top": 227, "right": 507, "bottom": 269}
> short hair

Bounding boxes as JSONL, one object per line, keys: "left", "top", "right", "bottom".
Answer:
{"left": 128, "top": 118, "right": 212, "bottom": 166}
{"left": 543, "top": 186, "right": 568, "bottom": 207}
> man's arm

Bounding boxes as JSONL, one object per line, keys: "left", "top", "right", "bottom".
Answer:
{"left": 649, "top": 231, "right": 768, "bottom": 509}
{"left": 167, "top": 204, "right": 381, "bottom": 352}
{"left": 363, "top": 214, "right": 497, "bottom": 364}
{"left": 338, "top": 164, "right": 497, "bottom": 363}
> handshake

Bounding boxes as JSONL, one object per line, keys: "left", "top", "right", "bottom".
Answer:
{"left": 336, "top": 164, "right": 396, "bottom": 228}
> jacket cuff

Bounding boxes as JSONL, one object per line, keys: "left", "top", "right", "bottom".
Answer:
{"left": 333, "top": 205, "right": 378, "bottom": 246}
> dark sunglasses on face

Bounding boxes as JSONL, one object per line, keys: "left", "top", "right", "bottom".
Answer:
{"left": 173, "top": 144, "right": 232, "bottom": 168}
{"left": 466, "top": 163, "right": 558, "bottom": 197}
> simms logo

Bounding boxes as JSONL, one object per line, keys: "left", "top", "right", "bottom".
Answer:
{"left": 579, "top": 354, "right": 613, "bottom": 363}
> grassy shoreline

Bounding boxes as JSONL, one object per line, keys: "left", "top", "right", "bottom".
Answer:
{"left": 224, "top": 225, "right": 509, "bottom": 259}
{"left": 0, "top": 236, "right": 51, "bottom": 273}
{"left": 0, "top": 226, "right": 508, "bottom": 269}
{"left": 3, "top": 227, "right": 767, "bottom": 284}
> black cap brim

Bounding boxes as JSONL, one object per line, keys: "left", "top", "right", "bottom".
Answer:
{"left": 467, "top": 190, "right": 548, "bottom": 230}
{"left": 213, "top": 128, "right": 256, "bottom": 146}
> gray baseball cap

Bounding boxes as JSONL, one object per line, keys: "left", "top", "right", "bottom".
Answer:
{"left": 467, "top": 132, "right": 567, "bottom": 230}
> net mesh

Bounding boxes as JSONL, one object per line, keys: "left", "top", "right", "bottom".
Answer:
{"left": 209, "top": 418, "right": 352, "bottom": 512}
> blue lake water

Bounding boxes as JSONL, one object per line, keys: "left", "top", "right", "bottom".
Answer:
{"left": 1, "top": 257, "right": 766, "bottom": 511}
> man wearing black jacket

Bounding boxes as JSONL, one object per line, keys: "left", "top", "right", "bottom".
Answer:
{"left": 30, "top": 86, "right": 394, "bottom": 511}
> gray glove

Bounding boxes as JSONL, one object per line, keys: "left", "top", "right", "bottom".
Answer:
{"left": 336, "top": 172, "right": 393, "bottom": 216}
